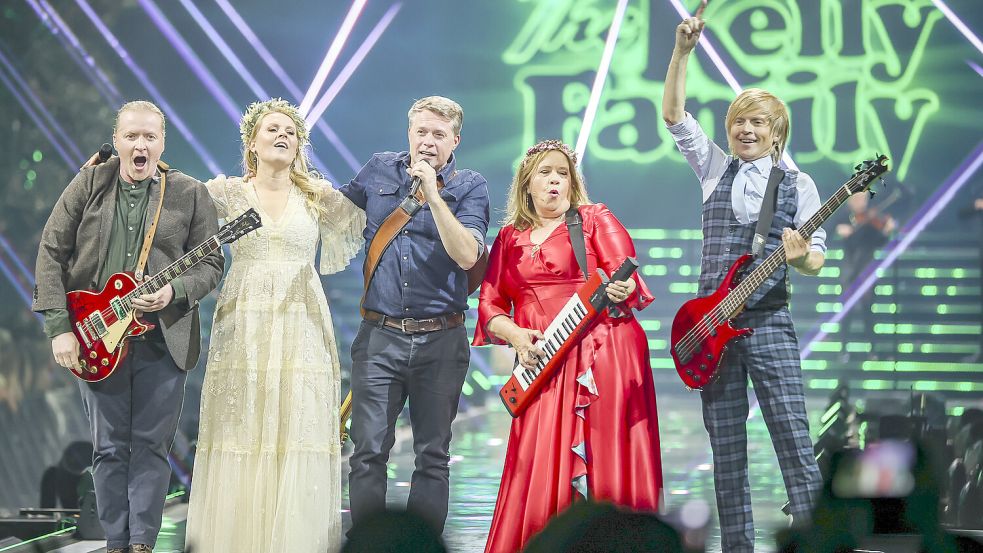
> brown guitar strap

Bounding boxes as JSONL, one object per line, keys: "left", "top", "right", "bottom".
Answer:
{"left": 360, "top": 181, "right": 426, "bottom": 317}
{"left": 134, "top": 160, "right": 169, "bottom": 281}
{"left": 359, "top": 174, "right": 491, "bottom": 317}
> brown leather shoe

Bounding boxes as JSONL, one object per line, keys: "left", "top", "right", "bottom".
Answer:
{"left": 130, "top": 545, "right": 153, "bottom": 553}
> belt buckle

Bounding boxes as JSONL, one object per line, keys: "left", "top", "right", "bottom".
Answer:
{"left": 400, "top": 317, "right": 414, "bottom": 334}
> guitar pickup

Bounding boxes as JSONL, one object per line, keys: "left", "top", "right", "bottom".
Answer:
{"left": 674, "top": 347, "right": 692, "bottom": 364}
{"left": 109, "top": 296, "right": 129, "bottom": 320}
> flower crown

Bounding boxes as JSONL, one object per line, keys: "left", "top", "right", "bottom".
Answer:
{"left": 239, "top": 98, "right": 309, "bottom": 146}
{"left": 522, "top": 139, "right": 577, "bottom": 166}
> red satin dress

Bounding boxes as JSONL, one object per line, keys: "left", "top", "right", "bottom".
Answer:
{"left": 474, "top": 203, "right": 663, "bottom": 553}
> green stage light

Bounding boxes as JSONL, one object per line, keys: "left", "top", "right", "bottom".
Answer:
{"left": 471, "top": 371, "right": 491, "bottom": 391}
{"left": 802, "top": 360, "right": 828, "bottom": 371}
{"left": 810, "top": 342, "right": 842, "bottom": 352}
{"left": 629, "top": 229, "right": 668, "bottom": 240}
{"left": 669, "top": 283, "right": 698, "bottom": 294}
{"left": 808, "top": 379, "right": 839, "bottom": 390}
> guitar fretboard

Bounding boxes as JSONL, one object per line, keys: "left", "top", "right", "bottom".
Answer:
{"left": 123, "top": 236, "right": 222, "bottom": 304}
{"left": 716, "top": 174, "right": 863, "bottom": 318}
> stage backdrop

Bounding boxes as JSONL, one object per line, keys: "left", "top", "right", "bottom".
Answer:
{"left": 0, "top": 0, "right": 980, "bottom": 515}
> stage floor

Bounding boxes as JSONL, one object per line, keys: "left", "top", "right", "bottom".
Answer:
{"left": 46, "top": 389, "right": 821, "bottom": 553}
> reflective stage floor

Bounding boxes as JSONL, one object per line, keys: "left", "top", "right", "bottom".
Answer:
{"left": 46, "top": 390, "right": 823, "bottom": 553}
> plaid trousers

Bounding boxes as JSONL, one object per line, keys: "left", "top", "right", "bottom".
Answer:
{"left": 700, "top": 307, "right": 822, "bottom": 553}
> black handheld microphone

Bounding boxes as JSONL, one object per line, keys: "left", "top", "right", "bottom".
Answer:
{"left": 97, "top": 143, "right": 113, "bottom": 163}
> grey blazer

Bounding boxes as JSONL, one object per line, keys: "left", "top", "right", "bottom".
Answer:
{"left": 33, "top": 157, "right": 224, "bottom": 371}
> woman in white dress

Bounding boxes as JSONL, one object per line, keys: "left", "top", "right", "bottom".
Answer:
{"left": 185, "top": 99, "right": 365, "bottom": 553}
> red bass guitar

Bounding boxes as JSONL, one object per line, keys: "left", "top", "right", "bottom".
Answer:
{"left": 670, "top": 156, "right": 889, "bottom": 389}
{"left": 499, "top": 257, "right": 639, "bottom": 417}
{"left": 65, "top": 208, "right": 261, "bottom": 382}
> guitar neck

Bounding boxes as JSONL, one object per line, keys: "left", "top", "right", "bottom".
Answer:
{"left": 125, "top": 236, "right": 221, "bottom": 301}
{"left": 724, "top": 178, "right": 859, "bottom": 312}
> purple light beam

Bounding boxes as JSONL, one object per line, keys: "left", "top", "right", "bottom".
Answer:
{"left": 212, "top": 0, "right": 362, "bottom": 173}
{"left": 666, "top": 0, "right": 799, "bottom": 171}
{"left": 0, "top": 47, "right": 85, "bottom": 163}
{"left": 73, "top": 0, "right": 223, "bottom": 174}
{"left": 931, "top": 0, "right": 983, "bottom": 56}
{"left": 138, "top": 0, "right": 241, "bottom": 123}
{"left": 801, "top": 142, "right": 983, "bottom": 358}
{"left": 26, "top": 0, "right": 122, "bottom": 106}
{"left": 574, "top": 0, "right": 630, "bottom": 164}
{"left": 173, "top": 0, "right": 336, "bottom": 181}
{"left": 299, "top": 0, "right": 368, "bottom": 115}
{"left": 0, "top": 234, "right": 37, "bottom": 292}
{"left": 0, "top": 57, "right": 78, "bottom": 167}
{"left": 305, "top": 3, "right": 402, "bottom": 128}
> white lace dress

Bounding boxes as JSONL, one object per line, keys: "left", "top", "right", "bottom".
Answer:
{"left": 184, "top": 176, "right": 364, "bottom": 553}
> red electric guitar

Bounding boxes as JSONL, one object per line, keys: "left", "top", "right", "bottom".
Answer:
{"left": 65, "top": 208, "right": 261, "bottom": 382}
{"left": 670, "top": 156, "right": 889, "bottom": 389}
{"left": 499, "top": 257, "right": 639, "bottom": 417}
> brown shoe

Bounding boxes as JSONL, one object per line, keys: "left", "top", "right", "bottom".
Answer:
{"left": 130, "top": 545, "right": 153, "bottom": 553}
{"left": 106, "top": 548, "right": 128, "bottom": 553}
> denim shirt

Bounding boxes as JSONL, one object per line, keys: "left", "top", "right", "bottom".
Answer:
{"left": 340, "top": 151, "right": 490, "bottom": 318}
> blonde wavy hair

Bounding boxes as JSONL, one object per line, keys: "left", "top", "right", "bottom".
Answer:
{"left": 504, "top": 140, "right": 591, "bottom": 231}
{"left": 725, "top": 88, "right": 790, "bottom": 164}
{"left": 240, "top": 98, "right": 325, "bottom": 215}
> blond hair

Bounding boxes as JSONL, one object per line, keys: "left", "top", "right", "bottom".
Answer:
{"left": 239, "top": 98, "right": 325, "bottom": 215}
{"left": 407, "top": 96, "right": 463, "bottom": 135}
{"left": 504, "top": 140, "right": 590, "bottom": 231}
{"left": 114, "top": 100, "right": 166, "bottom": 137}
{"left": 725, "top": 88, "right": 790, "bottom": 163}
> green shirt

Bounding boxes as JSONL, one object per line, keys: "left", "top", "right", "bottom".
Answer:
{"left": 43, "top": 174, "right": 188, "bottom": 338}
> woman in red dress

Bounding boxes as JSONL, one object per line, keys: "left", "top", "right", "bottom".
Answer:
{"left": 474, "top": 140, "right": 663, "bottom": 553}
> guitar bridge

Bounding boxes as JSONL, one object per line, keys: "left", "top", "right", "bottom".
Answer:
{"left": 75, "top": 321, "right": 94, "bottom": 348}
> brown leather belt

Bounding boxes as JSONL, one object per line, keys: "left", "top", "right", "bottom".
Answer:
{"left": 363, "top": 310, "right": 465, "bottom": 334}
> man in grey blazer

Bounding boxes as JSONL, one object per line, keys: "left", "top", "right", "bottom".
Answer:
{"left": 33, "top": 101, "right": 223, "bottom": 553}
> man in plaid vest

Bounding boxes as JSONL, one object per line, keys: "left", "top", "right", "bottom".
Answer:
{"left": 661, "top": 4, "right": 825, "bottom": 551}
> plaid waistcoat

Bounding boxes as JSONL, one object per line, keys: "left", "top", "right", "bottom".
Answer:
{"left": 698, "top": 158, "right": 800, "bottom": 309}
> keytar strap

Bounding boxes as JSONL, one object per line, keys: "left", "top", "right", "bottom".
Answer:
{"left": 565, "top": 207, "right": 588, "bottom": 281}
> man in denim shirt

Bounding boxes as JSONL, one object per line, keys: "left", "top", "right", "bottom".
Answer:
{"left": 340, "top": 96, "right": 490, "bottom": 533}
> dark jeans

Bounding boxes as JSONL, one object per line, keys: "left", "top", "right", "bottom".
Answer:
{"left": 78, "top": 340, "right": 186, "bottom": 549}
{"left": 348, "top": 320, "right": 470, "bottom": 534}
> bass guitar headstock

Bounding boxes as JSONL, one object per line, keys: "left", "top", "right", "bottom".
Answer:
{"left": 846, "top": 155, "right": 890, "bottom": 198}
